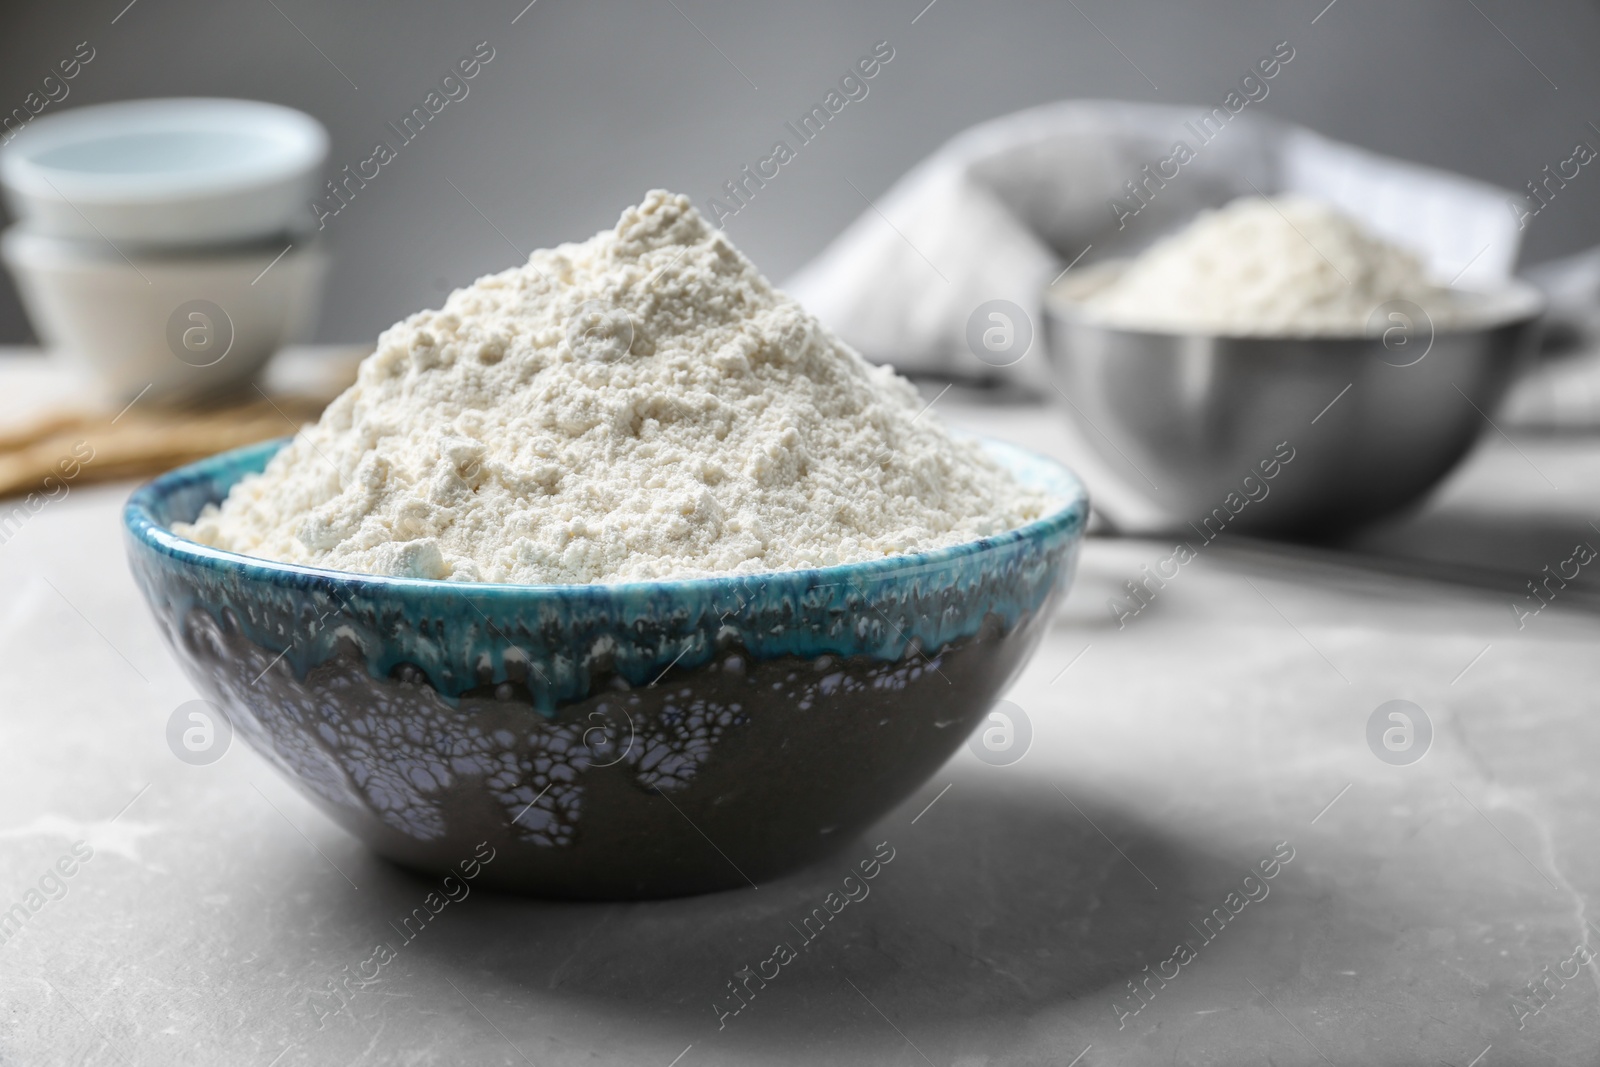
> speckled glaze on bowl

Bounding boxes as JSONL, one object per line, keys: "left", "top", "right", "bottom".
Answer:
{"left": 125, "top": 438, "right": 1088, "bottom": 898}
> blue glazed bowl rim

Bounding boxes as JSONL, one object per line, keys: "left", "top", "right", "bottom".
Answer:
{"left": 124, "top": 436, "right": 1090, "bottom": 600}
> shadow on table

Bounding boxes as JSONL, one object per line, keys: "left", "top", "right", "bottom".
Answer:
{"left": 339, "top": 776, "right": 1254, "bottom": 1046}
{"left": 1349, "top": 504, "right": 1600, "bottom": 598}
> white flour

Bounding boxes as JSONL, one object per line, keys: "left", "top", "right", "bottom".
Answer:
{"left": 1067, "top": 195, "right": 1459, "bottom": 335}
{"left": 179, "top": 191, "right": 1054, "bottom": 584}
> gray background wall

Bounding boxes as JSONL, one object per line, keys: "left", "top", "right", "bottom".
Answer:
{"left": 1, "top": 0, "right": 1597, "bottom": 345}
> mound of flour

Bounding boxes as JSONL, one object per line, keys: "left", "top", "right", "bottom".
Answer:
{"left": 179, "top": 191, "right": 1055, "bottom": 584}
{"left": 1069, "top": 195, "right": 1458, "bottom": 335}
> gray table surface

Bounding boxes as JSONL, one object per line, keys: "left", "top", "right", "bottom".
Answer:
{"left": 3, "top": 395, "right": 1600, "bottom": 1066}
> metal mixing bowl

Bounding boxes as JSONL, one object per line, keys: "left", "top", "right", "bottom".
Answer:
{"left": 1042, "top": 269, "right": 1545, "bottom": 537}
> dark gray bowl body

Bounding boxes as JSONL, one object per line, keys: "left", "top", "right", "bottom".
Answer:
{"left": 125, "top": 439, "right": 1088, "bottom": 898}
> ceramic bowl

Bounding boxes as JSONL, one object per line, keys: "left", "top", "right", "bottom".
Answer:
{"left": 125, "top": 438, "right": 1089, "bottom": 899}
{"left": 2, "top": 227, "right": 325, "bottom": 403}
{"left": 0, "top": 98, "right": 327, "bottom": 248}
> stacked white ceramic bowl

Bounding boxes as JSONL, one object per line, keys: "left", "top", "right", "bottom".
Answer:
{"left": 0, "top": 98, "right": 329, "bottom": 402}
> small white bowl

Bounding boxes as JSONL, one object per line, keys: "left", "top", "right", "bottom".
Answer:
{"left": 2, "top": 227, "right": 327, "bottom": 402}
{"left": 0, "top": 98, "right": 327, "bottom": 248}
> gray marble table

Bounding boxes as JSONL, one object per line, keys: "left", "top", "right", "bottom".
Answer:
{"left": 2, "top": 401, "right": 1599, "bottom": 1066}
